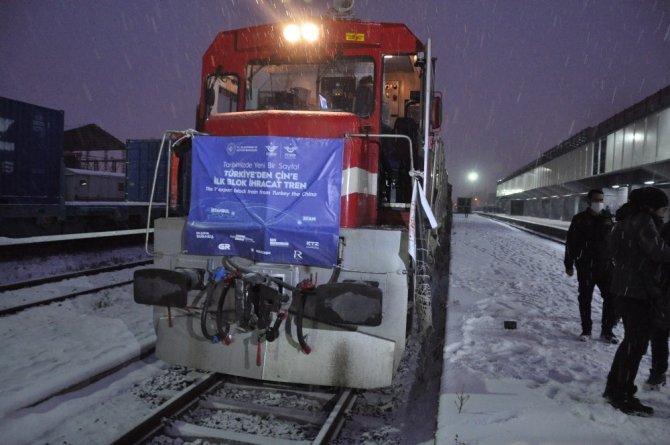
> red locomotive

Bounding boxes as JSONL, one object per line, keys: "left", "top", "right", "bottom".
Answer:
{"left": 135, "top": 5, "right": 450, "bottom": 388}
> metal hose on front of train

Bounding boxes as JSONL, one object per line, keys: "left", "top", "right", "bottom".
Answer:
{"left": 199, "top": 279, "right": 233, "bottom": 344}
{"left": 220, "top": 256, "right": 314, "bottom": 354}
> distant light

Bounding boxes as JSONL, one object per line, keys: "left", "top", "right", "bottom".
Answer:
{"left": 644, "top": 180, "right": 655, "bottom": 185}
{"left": 612, "top": 185, "right": 620, "bottom": 189}
{"left": 301, "top": 23, "right": 319, "bottom": 42}
{"left": 283, "top": 24, "right": 301, "bottom": 43}
{"left": 467, "top": 171, "right": 478, "bottom": 182}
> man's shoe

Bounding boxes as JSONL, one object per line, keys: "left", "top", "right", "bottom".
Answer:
{"left": 645, "top": 373, "right": 667, "bottom": 390}
{"left": 609, "top": 397, "right": 654, "bottom": 416}
{"left": 579, "top": 331, "right": 591, "bottom": 342}
{"left": 600, "top": 332, "right": 619, "bottom": 344}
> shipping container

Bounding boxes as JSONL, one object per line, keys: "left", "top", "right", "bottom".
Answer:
{"left": 0, "top": 96, "right": 64, "bottom": 204}
{"left": 64, "top": 168, "right": 126, "bottom": 201}
{"left": 126, "top": 139, "right": 167, "bottom": 202}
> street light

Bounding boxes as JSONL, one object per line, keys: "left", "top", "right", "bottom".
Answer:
{"left": 467, "top": 171, "right": 478, "bottom": 199}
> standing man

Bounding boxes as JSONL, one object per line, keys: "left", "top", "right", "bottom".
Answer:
{"left": 564, "top": 189, "right": 617, "bottom": 343}
{"left": 604, "top": 186, "right": 670, "bottom": 415}
{"left": 645, "top": 221, "right": 670, "bottom": 389}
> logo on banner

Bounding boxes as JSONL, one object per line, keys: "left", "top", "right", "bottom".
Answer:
{"left": 218, "top": 243, "right": 231, "bottom": 251}
{"left": 283, "top": 143, "right": 298, "bottom": 159}
{"left": 232, "top": 234, "right": 254, "bottom": 243}
{"left": 306, "top": 241, "right": 320, "bottom": 249}
{"left": 227, "top": 143, "right": 258, "bottom": 154}
{"left": 265, "top": 142, "right": 279, "bottom": 156}
{"left": 270, "top": 238, "right": 289, "bottom": 247}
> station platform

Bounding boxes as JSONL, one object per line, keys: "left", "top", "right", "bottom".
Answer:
{"left": 434, "top": 214, "right": 669, "bottom": 444}
{"left": 479, "top": 212, "right": 571, "bottom": 230}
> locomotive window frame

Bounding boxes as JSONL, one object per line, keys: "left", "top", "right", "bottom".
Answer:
{"left": 243, "top": 56, "right": 375, "bottom": 116}
{"left": 205, "top": 73, "right": 239, "bottom": 116}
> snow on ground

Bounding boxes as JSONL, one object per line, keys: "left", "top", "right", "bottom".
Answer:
{"left": 0, "top": 244, "right": 149, "bottom": 284}
{"left": 1, "top": 217, "right": 668, "bottom": 444}
{"left": 0, "top": 256, "right": 162, "bottom": 445}
{"left": 0, "top": 279, "right": 156, "bottom": 417}
{"left": 436, "top": 214, "right": 670, "bottom": 445}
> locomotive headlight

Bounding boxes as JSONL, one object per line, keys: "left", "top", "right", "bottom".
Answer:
{"left": 283, "top": 24, "right": 301, "bottom": 43}
{"left": 301, "top": 23, "right": 319, "bottom": 42}
{"left": 283, "top": 22, "right": 320, "bottom": 43}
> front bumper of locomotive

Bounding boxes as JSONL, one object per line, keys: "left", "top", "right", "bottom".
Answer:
{"left": 138, "top": 216, "right": 410, "bottom": 389}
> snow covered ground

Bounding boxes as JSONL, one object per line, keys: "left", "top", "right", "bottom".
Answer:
{"left": 436, "top": 214, "right": 669, "bottom": 445}
{"left": 1, "top": 244, "right": 149, "bottom": 284}
{"left": 1, "top": 216, "right": 668, "bottom": 444}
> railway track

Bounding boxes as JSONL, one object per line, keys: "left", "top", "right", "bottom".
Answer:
{"left": 0, "top": 259, "right": 152, "bottom": 292}
{"left": 0, "top": 259, "right": 152, "bottom": 317}
{"left": 113, "top": 375, "right": 355, "bottom": 445}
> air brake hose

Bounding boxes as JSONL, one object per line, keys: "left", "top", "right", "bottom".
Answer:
{"left": 201, "top": 267, "right": 228, "bottom": 343}
{"left": 296, "top": 281, "right": 314, "bottom": 354}
{"left": 215, "top": 282, "right": 233, "bottom": 345}
{"left": 200, "top": 281, "right": 216, "bottom": 341}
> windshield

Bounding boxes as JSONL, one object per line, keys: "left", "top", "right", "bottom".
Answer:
{"left": 245, "top": 58, "right": 375, "bottom": 116}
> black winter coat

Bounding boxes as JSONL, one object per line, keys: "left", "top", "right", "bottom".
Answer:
{"left": 564, "top": 208, "right": 614, "bottom": 271}
{"left": 655, "top": 223, "right": 670, "bottom": 328}
{"left": 609, "top": 204, "right": 670, "bottom": 307}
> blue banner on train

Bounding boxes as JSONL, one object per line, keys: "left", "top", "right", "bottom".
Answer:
{"left": 184, "top": 136, "right": 344, "bottom": 267}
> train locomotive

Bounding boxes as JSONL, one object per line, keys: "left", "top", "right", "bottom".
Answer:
{"left": 134, "top": 6, "right": 450, "bottom": 389}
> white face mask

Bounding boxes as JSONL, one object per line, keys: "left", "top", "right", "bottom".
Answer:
{"left": 590, "top": 202, "right": 605, "bottom": 213}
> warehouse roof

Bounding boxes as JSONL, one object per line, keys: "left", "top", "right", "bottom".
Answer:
{"left": 64, "top": 124, "right": 125, "bottom": 152}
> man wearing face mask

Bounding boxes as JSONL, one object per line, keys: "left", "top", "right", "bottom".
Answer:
{"left": 565, "top": 189, "right": 617, "bottom": 343}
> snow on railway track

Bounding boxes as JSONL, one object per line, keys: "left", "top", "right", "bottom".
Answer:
{"left": 0, "top": 262, "right": 148, "bottom": 314}
{"left": 114, "top": 375, "right": 355, "bottom": 445}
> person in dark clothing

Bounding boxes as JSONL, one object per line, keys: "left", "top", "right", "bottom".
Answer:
{"left": 645, "top": 222, "right": 670, "bottom": 389}
{"left": 647, "top": 327, "right": 669, "bottom": 388}
{"left": 353, "top": 75, "right": 374, "bottom": 117}
{"left": 564, "top": 189, "right": 617, "bottom": 342}
{"left": 604, "top": 186, "right": 670, "bottom": 416}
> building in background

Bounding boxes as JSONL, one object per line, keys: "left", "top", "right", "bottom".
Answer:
{"left": 63, "top": 124, "right": 126, "bottom": 173}
{"left": 497, "top": 86, "right": 670, "bottom": 220}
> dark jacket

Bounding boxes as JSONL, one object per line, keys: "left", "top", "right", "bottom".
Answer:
{"left": 610, "top": 203, "right": 670, "bottom": 303}
{"left": 564, "top": 208, "right": 614, "bottom": 270}
{"left": 655, "top": 223, "right": 670, "bottom": 328}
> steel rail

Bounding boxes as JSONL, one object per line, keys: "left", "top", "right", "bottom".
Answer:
{"left": 110, "top": 373, "right": 224, "bottom": 445}
{"left": 0, "top": 259, "right": 151, "bottom": 292}
{"left": 21, "top": 343, "right": 157, "bottom": 412}
{"left": 0, "top": 280, "right": 134, "bottom": 317}
{"left": 112, "top": 376, "right": 355, "bottom": 445}
{"left": 312, "top": 388, "right": 356, "bottom": 444}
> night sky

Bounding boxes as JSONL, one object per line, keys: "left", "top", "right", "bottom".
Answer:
{"left": 1, "top": 0, "right": 669, "bottom": 198}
